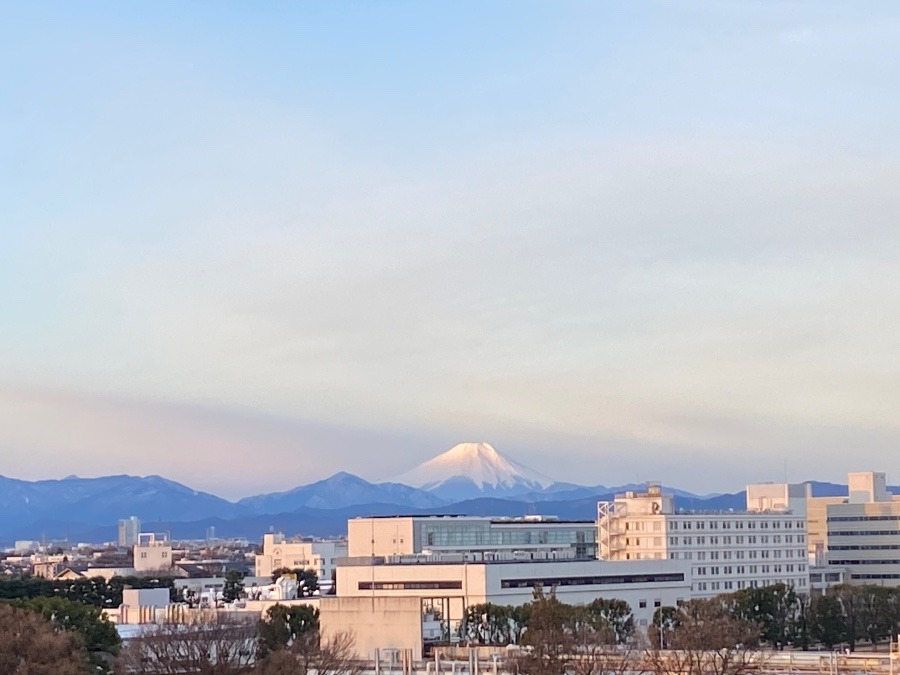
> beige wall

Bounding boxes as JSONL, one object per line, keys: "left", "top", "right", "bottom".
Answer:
{"left": 133, "top": 542, "right": 173, "bottom": 572}
{"left": 319, "top": 596, "right": 423, "bottom": 659}
{"left": 336, "top": 558, "right": 690, "bottom": 629}
{"left": 347, "top": 518, "right": 416, "bottom": 557}
{"left": 806, "top": 496, "right": 845, "bottom": 563}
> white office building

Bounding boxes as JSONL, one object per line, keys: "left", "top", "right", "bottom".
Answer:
{"left": 255, "top": 533, "right": 347, "bottom": 584}
{"left": 826, "top": 472, "right": 900, "bottom": 585}
{"left": 598, "top": 483, "right": 809, "bottom": 598}
{"left": 336, "top": 556, "right": 690, "bottom": 640}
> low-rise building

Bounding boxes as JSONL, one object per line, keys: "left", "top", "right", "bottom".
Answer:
{"left": 134, "top": 533, "right": 173, "bottom": 573}
{"left": 254, "top": 533, "right": 346, "bottom": 583}
{"left": 334, "top": 556, "right": 690, "bottom": 652}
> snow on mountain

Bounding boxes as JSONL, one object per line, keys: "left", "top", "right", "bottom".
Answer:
{"left": 391, "top": 442, "right": 553, "bottom": 500}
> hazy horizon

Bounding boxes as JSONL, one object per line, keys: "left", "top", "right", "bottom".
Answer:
{"left": 3, "top": 3, "right": 899, "bottom": 499}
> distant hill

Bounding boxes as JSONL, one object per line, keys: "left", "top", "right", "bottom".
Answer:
{"left": 238, "top": 472, "right": 446, "bottom": 512}
{"left": 2, "top": 452, "right": 895, "bottom": 545}
{"left": 0, "top": 474, "right": 244, "bottom": 539}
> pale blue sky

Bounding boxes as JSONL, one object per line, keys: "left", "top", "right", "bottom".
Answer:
{"left": 2, "top": 2, "right": 899, "bottom": 498}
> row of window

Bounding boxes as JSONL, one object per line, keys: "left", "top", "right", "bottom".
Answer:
{"left": 829, "top": 544, "right": 900, "bottom": 550}
{"left": 667, "top": 535, "right": 805, "bottom": 546}
{"left": 695, "top": 563, "right": 805, "bottom": 576}
{"left": 828, "top": 515, "right": 900, "bottom": 522}
{"left": 829, "top": 530, "right": 900, "bottom": 537}
{"left": 667, "top": 549, "right": 804, "bottom": 560}
{"left": 693, "top": 577, "right": 807, "bottom": 592}
{"left": 829, "top": 559, "right": 900, "bottom": 566}
{"left": 669, "top": 520, "right": 803, "bottom": 531}
{"left": 357, "top": 581, "right": 463, "bottom": 591}
{"left": 499, "top": 572, "right": 686, "bottom": 589}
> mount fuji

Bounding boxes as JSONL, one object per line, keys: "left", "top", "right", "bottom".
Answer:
{"left": 391, "top": 442, "right": 554, "bottom": 501}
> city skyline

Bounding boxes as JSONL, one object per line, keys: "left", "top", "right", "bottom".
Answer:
{"left": 2, "top": 3, "right": 899, "bottom": 498}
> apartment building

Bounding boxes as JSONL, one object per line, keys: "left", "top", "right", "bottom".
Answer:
{"left": 347, "top": 515, "right": 597, "bottom": 560}
{"left": 255, "top": 533, "right": 347, "bottom": 582}
{"left": 826, "top": 472, "right": 900, "bottom": 585}
{"left": 598, "top": 483, "right": 808, "bottom": 598}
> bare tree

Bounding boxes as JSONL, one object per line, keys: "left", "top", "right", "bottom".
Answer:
{"left": 0, "top": 603, "right": 88, "bottom": 675}
{"left": 114, "top": 612, "right": 257, "bottom": 675}
{"left": 568, "top": 608, "right": 647, "bottom": 675}
{"left": 645, "top": 599, "right": 761, "bottom": 675}
{"left": 255, "top": 629, "right": 363, "bottom": 675}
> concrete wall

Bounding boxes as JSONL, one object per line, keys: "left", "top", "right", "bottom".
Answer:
{"left": 133, "top": 542, "right": 173, "bottom": 572}
{"left": 348, "top": 518, "right": 416, "bottom": 557}
{"left": 319, "top": 596, "right": 423, "bottom": 660}
{"left": 848, "top": 472, "right": 890, "bottom": 504}
{"left": 122, "top": 588, "right": 170, "bottom": 608}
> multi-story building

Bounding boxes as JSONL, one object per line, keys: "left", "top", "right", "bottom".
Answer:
{"left": 133, "top": 533, "right": 173, "bottom": 573}
{"left": 347, "top": 515, "right": 597, "bottom": 561}
{"left": 826, "top": 472, "right": 900, "bottom": 585}
{"left": 806, "top": 496, "right": 846, "bottom": 564}
{"left": 598, "top": 483, "right": 809, "bottom": 598}
{"left": 255, "top": 533, "right": 347, "bottom": 583}
{"left": 118, "top": 516, "right": 141, "bottom": 548}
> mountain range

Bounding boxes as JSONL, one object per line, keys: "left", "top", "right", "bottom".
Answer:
{"left": 1, "top": 442, "right": 892, "bottom": 545}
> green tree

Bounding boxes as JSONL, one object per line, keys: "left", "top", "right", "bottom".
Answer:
{"left": 728, "top": 583, "right": 798, "bottom": 649}
{"left": 222, "top": 569, "right": 245, "bottom": 603}
{"left": 258, "top": 604, "right": 320, "bottom": 657}
{"left": 856, "top": 585, "right": 894, "bottom": 649}
{"left": 271, "top": 568, "right": 319, "bottom": 597}
{"left": 650, "top": 605, "right": 681, "bottom": 649}
{"left": 514, "top": 587, "right": 574, "bottom": 675}
{"left": 832, "top": 584, "right": 864, "bottom": 651}
{"left": 584, "top": 597, "right": 635, "bottom": 644}
{"left": 810, "top": 594, "right": 846, "bottom": 649}
{"left": 0, "top": 574, "right": 177, "bottom": 608}
{"left": 461, "top": 603, "right": 521, "bottom": 645}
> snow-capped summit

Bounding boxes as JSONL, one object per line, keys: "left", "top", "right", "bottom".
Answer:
{"left": 391, "top": 442, "right": 553, "bottom": 501}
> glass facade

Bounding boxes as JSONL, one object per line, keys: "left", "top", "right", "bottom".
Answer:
{"left": 413, "top": 519, "right": 597, "bottom": 559}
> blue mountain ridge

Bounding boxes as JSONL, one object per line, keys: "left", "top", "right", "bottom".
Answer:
{"left": 0, "top": 473, "right": 891, "bottom": 545}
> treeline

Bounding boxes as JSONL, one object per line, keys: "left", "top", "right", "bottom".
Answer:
{"left": 0, "top": 597, "right": 353, "bottom": 675}
{"left": 462, "top": 583, "right": 900, "bottom": 652}
{"left": 0, "top": 574, "right": 177, "bottom": 673}
{"left": 0, "top": 597, "right": 120, "bottom": 673}
{"left": 0, "top": 574, "right": 178, "bottom": 607}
